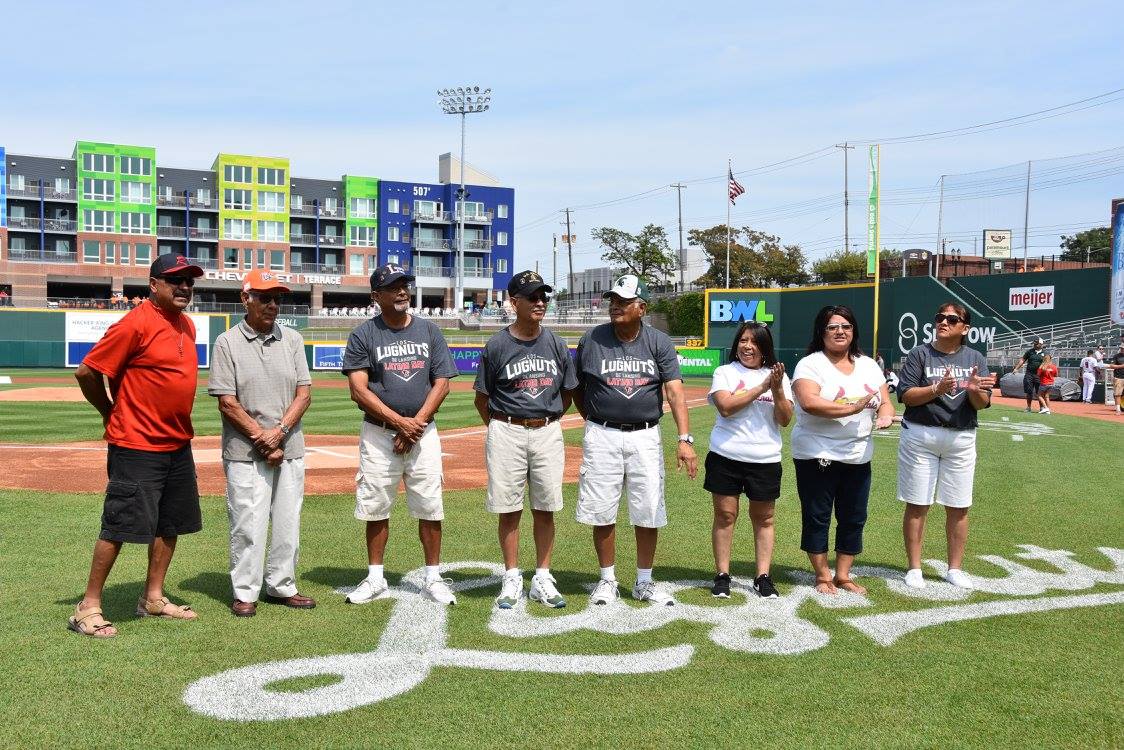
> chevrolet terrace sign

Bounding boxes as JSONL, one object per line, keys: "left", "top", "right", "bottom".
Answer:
{"left": 204, "top": 270, "right": 343, "bottom": 286}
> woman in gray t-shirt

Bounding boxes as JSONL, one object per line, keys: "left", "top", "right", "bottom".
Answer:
{"left": 896, "top": 302, "right": 996, "bottom": 591}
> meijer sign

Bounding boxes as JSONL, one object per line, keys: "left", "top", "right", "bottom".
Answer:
{"left": 1009, "top": 285, "right": 1054, "bottom": 311}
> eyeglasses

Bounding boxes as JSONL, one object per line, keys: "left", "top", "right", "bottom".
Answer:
{"left": 934, "top": 313, "right": 963, "bottom": 325}
{"left": 250, "top": 292, "right": 283, "bottom": 305}
{"left": 825, "top": 323, "right": 853, "bottom": 332}
{"left": 161, "top": 275, "right": 195, "bottom": 287}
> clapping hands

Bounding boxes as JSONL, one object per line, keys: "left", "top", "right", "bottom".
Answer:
{"left": 966, "top": 365, "right": 996, "bottom": 393}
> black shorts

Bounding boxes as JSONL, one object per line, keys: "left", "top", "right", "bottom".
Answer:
{"left": 702, "top": 451, "right": 782, "bottom": 502}
{"left": 100, "top": 443, "right": 202, "bottom": 544}
{"left": 1023, "top": 373, "right": 1041, "bottom": 397}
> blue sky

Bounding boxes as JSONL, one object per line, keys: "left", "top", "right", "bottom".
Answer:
{"left": 5, "top": 1, "right": 1121, "bottom": 281}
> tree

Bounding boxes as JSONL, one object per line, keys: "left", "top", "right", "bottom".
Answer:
{"left": 688, "top": 225, "right": 810, "bottom": 288}
{"left": 590, "top": 224, "right": 678, "bottom": 284}
{"left": 1059, "top": 226, "right": 1111, "bottom": 263}
{"left": 812, "top": 249, "right": 868, "bottom": 283}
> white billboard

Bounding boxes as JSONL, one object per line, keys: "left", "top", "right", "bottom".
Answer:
{"left": 983, "top": 229, "right": 1013, "bottom": 259}
{"left": 1008, "top": 285, "right": 1055, "bottom": 312}
{"left": 65, "top": 311, "right": 212, "bottom": 367}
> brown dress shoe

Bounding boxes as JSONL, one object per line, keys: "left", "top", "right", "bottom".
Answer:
{"left": 263, "top": 593, "right": 316, "bottom": 609}
{"left": 231, "top": 600, "right": 257, "bottom": 617}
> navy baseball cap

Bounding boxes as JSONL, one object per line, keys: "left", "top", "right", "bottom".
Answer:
{"left": 370, "top": 263, "right": 415, "bottom": 290}
{"left": 507, "top": 270, "right": 552, "bottom": 298}
{"left": 150, "top": 253, "right": 204, "bottom": 279}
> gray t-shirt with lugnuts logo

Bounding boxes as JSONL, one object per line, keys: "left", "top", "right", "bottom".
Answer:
{"left": 474, "top": 327, "right": 578, "bottom": 418}
{"left": 342, "top": 315, "right": 458, "bottom": 421}
{"left": 575, "top": 323, "right": 681, "bottom": 423}
{"left": 896, "top": 342, "right": 990, "bottom": 430}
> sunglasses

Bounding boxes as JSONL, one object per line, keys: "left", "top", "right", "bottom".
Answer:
{"left": 934, "top": 313, "right": 963, "bottom": 325}
{"left": 250, "top": 292, "right": 283, "bottom": 305}
{"left": 519, "top": 293, "right": 549, "bottom": 304}
{"left": 161, "top": 275, "right": 195, "bottom": 287}
{"left": 825, "top": 323, "right": 853, "bottom": 332}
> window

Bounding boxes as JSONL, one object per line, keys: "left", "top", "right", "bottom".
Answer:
{"left": 387, "top": 198, "right": 399, "bottom": 213}
{"left": 120, "top": 212, "right": 151, "bottom": 234}
{"left": 120, "top": 156, "right": 151, "bottom": 176}
{"left": 157, "top": 214, "right": 172, "bottom": 227}
{"left": 350, "top": 198, "right": 375, "bottom": 218}
{"left": 291, "top": 194, "right": 303, "bottom": 211}
{"left": 458, "top": 201, "right": 485, "bottom": 219}
{"left": 497, "top": 204, "right": 509, "bottom": 219}
{"left": 257, "top": 167, "right": 285, "bottom": 185}
{"left": 349, "top": 254, "right": 364, "bottom": 275}
{"left": 82, "top": 153, "right": 114, "bottom": 172}
{"left": 134, "top": 244, "right": 152, "bottom": 265}
{"left": 387, "top": 226, "right": 400, "bottom": 242}
{"left": 224, "top": 164, "right": 253, "bottom": 183}
{"left": 82, "top": 178, "right": 114, "bottom": 201}
{"left": 224, "top": 247, "right": 239, "bottom": 269}
{"left": 290, "top": 250, "right": 304, "bottom": 268}
{"left": 10, "top": 237, "right": 26, "bottom": 251}
{"left": 243, "top": 248, "right": 253, "bottom": 268}
{"left": 196, "top": 188, "right": 211, "bottom": 206}
{"left": 9, "top": 174, "right": 24, "bottom": 190}
{"left": 224, "top": 189, "right": 252, "bottom": 211}
{"left": 197, "top": 216, "right": 213, "bottom": 230}
{"left": 388, "top": 254, "right": 400, "bottom": 265}
{"left": 159, "top": 244, "right": 175, "bottom": 255}
{"left": 257, "top": 191, "right": 285, "bottom": 213}
{"left": 270, "top": 250, "right": 285, "bottom": 271}
{"left": 121, "top": 181, "right": 151, "bottom": 204}
{"left": 496, "top": 231, "right": 509, "bottom": 246}
{"left": 224, "top": 218, "right": 252, "bottom": 240}
{"left": 105, "top": 242, "right": 115, "bottom": 264}
{"left": 83, "top": 210, "right": 114, "bottom": 232}
{"left": 497, "top": 259, "right": 508, "bottom": 273}
{"left": 10, "top": 205, "right": 24, "bottom": 219}
{"left": 258, "top": 249, "right": 267, "bottom": 268}
{"left": 83, "top": 241, "right": 100, "bottom": 263}
{"left": 324, "top": 224, "right": 339, "bottom": 238}
{"left": 323, "top": 197, "right": 338, "bottom": 216}
{"left": 120, "top": 243, "right": 131, "bottom": 264}
{"left": 415, "top": 200, "right": 441, "bottom": 219}
{"left": 257, "top": 220, "right": 285, "bottom": 242}
{"left": 158, "top": 185, "right": 173, "bottom": 202}
{"left": 55, "top": 178, "right": 71, "bottom": 194}
{"left": 350, "top": 226, "right": 376, "bottom": 247}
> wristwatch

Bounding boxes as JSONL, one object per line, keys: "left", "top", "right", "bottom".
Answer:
{"left": 279, "top": 422, "right": 291, "bottom": 436}
{"left": 678, "top": 434, "right": 695, "bottom": 445}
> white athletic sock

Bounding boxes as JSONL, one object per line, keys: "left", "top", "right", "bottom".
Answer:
{"left": 636, "top": 568, "right": 653, "bottom": 584}
{"left": 600, "top": 565, "right": 616, "bottom": 582}
{"left": 505, "top": 567, "right": 521, "bottom": 578}
{"left": 424, "top": 565, "right": 441, "bottom": 583}
{"left": 535, "top": 567, "right": 550, "bottom": 579}
{"left": 368, "top": 564, "right": 384, "bottom": 581}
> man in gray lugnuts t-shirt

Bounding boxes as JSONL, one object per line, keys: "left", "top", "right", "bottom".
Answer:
{"left": 475, "top": 327, "right": 577, "bottom": 418}
{"left": 897, "top": 342, "right": 990, "bottom": 429}
{"left": 575, "top": 324, "right": 681, "bottom": 424}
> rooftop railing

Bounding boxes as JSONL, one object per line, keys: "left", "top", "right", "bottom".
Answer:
{"left": 290, "top": 233, "right": 344, "bottom": 247}
{"left": 6, "top": 249, "right": 79, "bottom": 263}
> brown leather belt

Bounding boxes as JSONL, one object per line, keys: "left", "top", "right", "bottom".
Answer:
{"left": 490, "top": 412, "right": 561, "bottom": 429}
{"left": 369, "top": 418, "right": 430, "bottom": 431}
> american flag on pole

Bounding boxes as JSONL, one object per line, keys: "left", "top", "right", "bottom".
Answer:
{"left": 728, "top": 168, "right": 745, "bottom": 204}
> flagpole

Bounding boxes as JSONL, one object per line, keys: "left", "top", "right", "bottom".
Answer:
{"left": 872, "top": 145, "right": 882, "bottom": 359}
{"left": 725, "top": 158, "right": 731, "bottom": 288}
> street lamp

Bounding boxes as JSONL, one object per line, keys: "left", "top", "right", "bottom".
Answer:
{"left": 438, "top": 85, "right": 491, "bottom": 315}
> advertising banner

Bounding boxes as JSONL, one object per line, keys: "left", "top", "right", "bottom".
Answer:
{"left": 1008, "top": 285, "right": 1055, "bottom": 311}
{"left": 64, "top": 311, "right": 212, "bottom": 368}
{"left": 983, "top": 229, "right": 1013, "bottom": 259}
{"left": 1112, "top": 199, "right": 1124, "bottom": 325}
{"left": 675, "top": 348, "right": 723, "bottom": 376}
{"left": 311, "top": 344, "right": 345, "bottom": 370}
{"left": 867, "top": 145, "right": 880, "bottom": 277}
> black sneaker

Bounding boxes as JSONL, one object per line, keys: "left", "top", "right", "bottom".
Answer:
{"left": 711, "top": 573, "right": 731, "bottom": 598}
{"left": 753, "top": 573, "right": 779, "bottom": 598}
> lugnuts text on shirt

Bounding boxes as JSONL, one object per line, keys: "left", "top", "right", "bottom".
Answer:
{"left": 377, "top": 341, "right": 430, "bottom": 381}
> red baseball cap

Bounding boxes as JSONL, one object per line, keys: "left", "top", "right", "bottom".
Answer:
{"left": 150, "top": 253, "right": 204, "bottom": 278}
{"left": 242, "top": 269, "right": 291, "bottom": 293}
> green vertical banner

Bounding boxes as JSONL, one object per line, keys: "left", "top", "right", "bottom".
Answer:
{"left": 867, "top": 145, "right": 880, "bottom": 277}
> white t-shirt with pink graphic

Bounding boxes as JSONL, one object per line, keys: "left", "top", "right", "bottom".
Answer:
{"left": 707, "top": 362, "right": 793, "bottom": 464}
{"left": 790, "top": 352, "right": 885, "bottom": 464}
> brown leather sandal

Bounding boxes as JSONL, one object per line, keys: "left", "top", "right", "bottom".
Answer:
{"left": 833, "top": 578, "right": 868, "bottom": 595}
{"left": 814, "top": 578, "right": 837, "bottom": 594}
{"left": 68, "top": 603, "right": 117, "bottom": 638}
{"left": 136, "top": 596, "right": 198, "bottom": 620}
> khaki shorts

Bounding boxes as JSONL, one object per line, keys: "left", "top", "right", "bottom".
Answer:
{"left": 1114, "top": 377, "right": 1124, "bottom": 397}
{"left": 576, "top": 421, "right": 666, "bottom": 528}
{"left": 355, "top": 420, "right": 443, "bottom": 522}
{"left": 485, "top": 419, "right": 565, "bottom": 514}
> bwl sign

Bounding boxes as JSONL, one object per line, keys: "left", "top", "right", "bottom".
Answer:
{"left": 204, "top": 270, "right": 343, "bottom": 286}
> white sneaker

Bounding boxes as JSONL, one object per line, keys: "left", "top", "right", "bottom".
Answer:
{"left": 529, "top": 572, "right": 566, "bottom": 608}
{"left": 632, "top": 580, "right": 675, "bottom": 606}
{"left": 944, "top": 568, "right": 974, "bottom": 589}
{"left": 590, "top": 578, "right": 619, "bottom": 605}
{"left": 345, "top": 576, "right": 389, "bottom": 604}
{"left": 1040, "top": 407, "right": 1051, "bottom": 415}
{"left": 425, "top": 577, "right": 458, "bottom": 605}
{"left": 903, "top": 569, "right": 926, "bottom": 589}
{"left": 494, "top": 571, "right": 523, "bottom": 609}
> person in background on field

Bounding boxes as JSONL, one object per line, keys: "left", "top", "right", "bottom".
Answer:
{"left": 573, "top": 274, "right": 698, "bottom": 607}
{"left": 341, "top": 264, "right": 460, "bottom": 606}
{"left": 705, "top": 321, "right": 793, "bottom": 599}
{"left": 69, "top": 253, "right": 205, "bottom": 638}
{"left": 208, "top": 270, "right": 314, "bottom": 617}
{"left": 1094, "top": 345, "right": 1105, "bottom": 364}
{"left": 790, "top": 305, "right": 895, "bottom": 595}
{"left": 896, "top": 302, "right": 996, "bottom": 590}
{"left": 1079, "top": 350, "right": 1098, "bottom": 403}
{"left": 1036, "top": 354, "right": 1058, "bottom": 414}
{"left": 1109, "top": 344, "right": 1124, "bottom": 415}
{"left": 1011, "top": 337, "right": 1047, "bottom": 413}
{"left": 474, "top": 270, "right": 577, "bottom": 610}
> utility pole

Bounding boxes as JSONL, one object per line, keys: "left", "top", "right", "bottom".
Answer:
{"left": 552, "top": 233, "right": 558, "bottom": 291}
{"left": 671, "top": 183, "right": 686, "bottom": 291}
{"left": 835, "top": 143, "right": 855, "bottom": 253}
{"left": 935, "top": 175, "right": 945, "bottom": 279}
{"left": 1022, "top": 160, "right": 1032, "bottom": 272}
{"left": 564, "top": 208, "right": 575, "bottom": 303}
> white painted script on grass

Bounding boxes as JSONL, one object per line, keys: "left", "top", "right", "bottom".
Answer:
{"left": 183, "top": 546, "right": 1124, "bottom": 722}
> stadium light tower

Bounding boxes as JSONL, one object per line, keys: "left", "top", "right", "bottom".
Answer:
{"left": 438, "top": 85, "right": 491, "bottom": 314}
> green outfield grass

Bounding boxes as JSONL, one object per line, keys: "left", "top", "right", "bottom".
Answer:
{"left": 0, "top": 401, "right": 1121, "bottom": 748}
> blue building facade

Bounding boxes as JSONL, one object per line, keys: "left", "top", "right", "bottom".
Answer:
{"left": 378, "top": 179, "right": 514, "bottom": 310}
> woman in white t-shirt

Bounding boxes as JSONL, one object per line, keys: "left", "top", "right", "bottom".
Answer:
{"left": 705, "top": 321, "right": 794, "bottom": 600}
{"left": 791, "top": 305, "right": 895, "bottom": 595}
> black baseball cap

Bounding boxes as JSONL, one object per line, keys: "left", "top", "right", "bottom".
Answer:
{"left": 507, "top": 270, "right": 552, "bottom": 298}
{"left": 370, "top": 263, "right": 415, "bottom": 290}
{"left": 150, "top": 253, "right": 204, "bottom": 278}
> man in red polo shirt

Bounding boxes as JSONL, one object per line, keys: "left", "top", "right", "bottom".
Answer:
{"left": 68, "top": 253, "right": 205, "bottom": 638}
